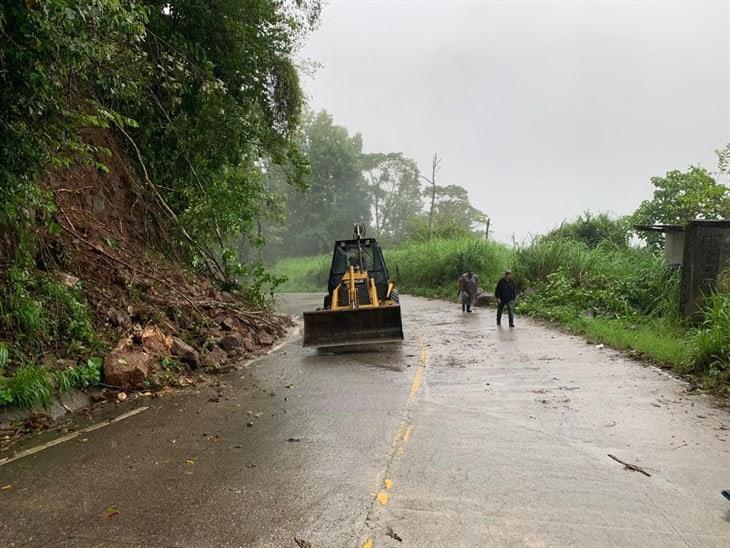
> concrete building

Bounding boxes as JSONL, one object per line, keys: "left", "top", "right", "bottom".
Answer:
{"left": 635, "top": 220, "right": 730, "bottom": 318}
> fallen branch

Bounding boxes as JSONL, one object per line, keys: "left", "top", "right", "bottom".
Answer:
{"left": 116, "top": 125, "right": 228, "bottom": 282}
{"left": 607, "top": 454, "right": 652, "bottom": 477}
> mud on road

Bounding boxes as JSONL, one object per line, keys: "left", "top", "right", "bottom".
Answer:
{"left": 1, "top": 294, "right": 728, "bottom": 547}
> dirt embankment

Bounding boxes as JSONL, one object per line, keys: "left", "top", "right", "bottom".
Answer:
{"left": 43, "top": 129, "right": 291, "bottom": 394}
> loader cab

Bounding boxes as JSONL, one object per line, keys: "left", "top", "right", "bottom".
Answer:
{"left": 327, "top": 238, "right": 389, "bottom": 299}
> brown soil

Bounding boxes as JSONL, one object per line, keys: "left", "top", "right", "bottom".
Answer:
{"left": 40, "top": 128, "right": 291, "bottom": 392}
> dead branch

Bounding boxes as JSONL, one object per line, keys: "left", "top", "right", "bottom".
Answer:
{"left": 60, "top": 224, "right": 204, "bottom": 319}
{"left": 116, "top": 125, "right": 228, "bottom": 282}
{"left": 607, "top": 454, "right": 652, "bottom": 477}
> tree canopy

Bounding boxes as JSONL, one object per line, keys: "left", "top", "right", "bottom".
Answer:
{"left": 632, "top": 166, "right": 730, "bottom": 247}
{"left": 279, "top": 111, "right": 369, "bottom": 256}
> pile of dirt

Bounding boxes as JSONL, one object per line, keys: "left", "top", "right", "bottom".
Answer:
{"left": 42, "top": 128, "right": 293, "bottom": 392}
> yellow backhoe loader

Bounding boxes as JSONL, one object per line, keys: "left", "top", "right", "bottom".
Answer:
{"left": 303, "top": 224, "right": 404, "bottom": 348}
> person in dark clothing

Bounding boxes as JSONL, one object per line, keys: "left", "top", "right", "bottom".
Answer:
{"left": 494, "top": 271, "right": 516, "bottom": 327}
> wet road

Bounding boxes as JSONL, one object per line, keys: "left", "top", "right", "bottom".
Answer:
{"left": 1, "top": 293, "right": 729, "bottom": 547}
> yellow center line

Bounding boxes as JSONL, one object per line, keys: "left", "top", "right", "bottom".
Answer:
{"left": 362, "top": 331, "right": 429, "bottom": 546}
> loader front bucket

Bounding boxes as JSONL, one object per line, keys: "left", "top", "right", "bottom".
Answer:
{"left": 303, "top": 305, "right": 404, "bottom": 348}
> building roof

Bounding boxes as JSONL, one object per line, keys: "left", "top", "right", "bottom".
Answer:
{"left": 634, "top": 220, "right": 730, "bottom": 233}
{"left": 633, "top": 224, "right": 685, "bottom": 233}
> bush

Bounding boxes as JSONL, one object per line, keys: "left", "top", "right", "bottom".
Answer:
{"left": 0, "top": 268, "right": 99, "bottom": 354}
{"left": 514, "top": 239, "right": 673, "bottom": 319}
{"left": 542, "top": 212, "right": 630, "bottom": 249}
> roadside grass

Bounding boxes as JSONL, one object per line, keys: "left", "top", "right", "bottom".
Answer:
{"left": 0, "top": 341, "right": 103, "bottom": 410}
{"left": 273, "top": 255, "right": 330, "bottom": 292}
{"left": 560, "top": 315, "right": 694, "bottom": 369}
{"left": 385, "top": 237, "right": 514, "bottom": 299}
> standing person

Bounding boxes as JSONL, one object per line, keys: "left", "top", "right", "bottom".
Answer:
{"left": 458, "top": 270, "right": 479, "bottom": 313}
{"left": 495, "top": 271, "right": 516, "bottom": 327}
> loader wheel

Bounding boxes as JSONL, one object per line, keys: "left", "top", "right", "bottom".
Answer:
{"left": 390, "top": 289, "right": 400, "bottom": 304}
{"left": 323, "top": 294, "right": 332, "bottom": 310}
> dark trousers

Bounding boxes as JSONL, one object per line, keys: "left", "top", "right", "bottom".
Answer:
{"left": 497, "top": 300, "right": 515, "bottom": 326}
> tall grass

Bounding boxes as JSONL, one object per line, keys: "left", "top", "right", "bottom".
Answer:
{"left": 273, "top": 237, "right": 515, "bottom": 299}
{"left": 514, "top": 239, "right": 673, "bottom": 318}
{"left": 385, "top": 237, "right": 513, "bottom": 299}
{"left": 691, "top": 293, "right": 730, "bottom": 387}
{"left": 274, "top": 255, "right": 330, "bottom": 292}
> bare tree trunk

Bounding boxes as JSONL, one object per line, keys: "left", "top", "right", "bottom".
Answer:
{"left": 420, "top": 153, "right": 441, "bottom": 238}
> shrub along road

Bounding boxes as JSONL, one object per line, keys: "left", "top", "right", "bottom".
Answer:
{"left": 0, "top": 294, "right": 728, "bottom": 546}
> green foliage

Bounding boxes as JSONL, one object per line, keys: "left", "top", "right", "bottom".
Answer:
{"left": 0, "top": 353, "right": 101, "bottom": 408}
{"left": 632, "top": 166, "right": 730, "bottom": 248}
{"left": 0, "top": 343, "right": 10, "bottom": 405}
{"left": 427, "top": 184, "right": 487, "bottom": 231}
{"left": 542, "top": 212, "right": 629, "bottom": 249}
{"left": 0, "top": 269, "right": 98, "bottom": 354}
{"left": 280, "top": 111, "right": 370, "bottom": 256}
{"left": 8, "top": 362, "right": 54, "bottom": 409}
{"left": 515, "top": 239, "right": 674, "bottom": 319}
{"left": 228, "top": 262, "right": 287, "bottom": 309}
{"left": 274, "top": 255, "right": 330, "bottom": 293}
{"left": 714, "top": 143, "right": 730, "bottom": 176}
{"left": 363, "top": 152, "right": 423, "bottom": 243}
{"left": 384, "top": 237, "right": 512, "bottom": 299}
{"left": 54, "top": 357, "right": 103, "bottom": 394}
{"left": 691, "top": 293, "right": 730, "bottom": 385}
{"left": 136, "top": 0, "right": 320, "bottom": 274}
{"left": 568, "top": 316, "right": 693, "bottom": 369}
{"left": 405, "top": 217, "right": 477, "bottom": 243}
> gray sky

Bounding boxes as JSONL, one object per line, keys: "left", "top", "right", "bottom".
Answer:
{"left": 298, "top": 0, "right": 729, "bottom": 243}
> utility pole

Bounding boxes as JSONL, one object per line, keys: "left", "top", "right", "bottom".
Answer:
{"left": 419, "top": 153, "right": 441, "bottom": 238}
{"left": 485, "top": 218, "right": 490, "bottom": 240}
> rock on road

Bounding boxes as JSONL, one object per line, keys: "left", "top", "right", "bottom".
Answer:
{"left": 1, "top": 294, "right": 728, "bottom": 547}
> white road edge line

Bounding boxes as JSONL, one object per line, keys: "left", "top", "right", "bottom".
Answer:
{"left": 0, "top": 406, "right": 150, "bottom": 467}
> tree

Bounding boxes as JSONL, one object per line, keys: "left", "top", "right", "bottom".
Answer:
{"left": 405, "top": 184, "right": 487, "bottom": 241}
{"left": 632, "top": 166, "right": 730, "bottom": 248}
{"left": 362, "top": 152, "right": 422, "bottom": 242}
{"left": 419, "top": 153, "right": 442, "bottom": 236}
{"left": 280, "top": 111, "right": 369, "bottom": 256}
{"left": 543, "top": 212, "right": 630, "bottom": 249}
{"left": 431, "top": 184, "right": 487, "bottom": 228}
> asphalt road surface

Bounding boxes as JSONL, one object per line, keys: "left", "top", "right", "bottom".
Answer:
{"left": 1, "top": 294, "right": 729, "bottom": 547}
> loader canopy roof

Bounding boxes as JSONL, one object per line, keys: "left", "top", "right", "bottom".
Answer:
{"left": 328, "top": 239, "right": 389, "bottom": 293}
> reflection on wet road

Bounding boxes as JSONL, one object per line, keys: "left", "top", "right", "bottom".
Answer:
{"left": 1, "top": 293, "right": 728, "bottom": 547}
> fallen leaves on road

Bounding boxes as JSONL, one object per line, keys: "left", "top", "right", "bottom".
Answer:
{"left": 293, "top": 536, "right": 312, "bottom": 548}
{"left": 1, "top": 484, "right": 11, "bottom": 490}
{"left": 102, "top": 506, "right": 120, "bottom": 519}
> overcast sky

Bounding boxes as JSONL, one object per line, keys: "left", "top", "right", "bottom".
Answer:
{"left": 298, "top": 0, "right": 729, "bottom": 243}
